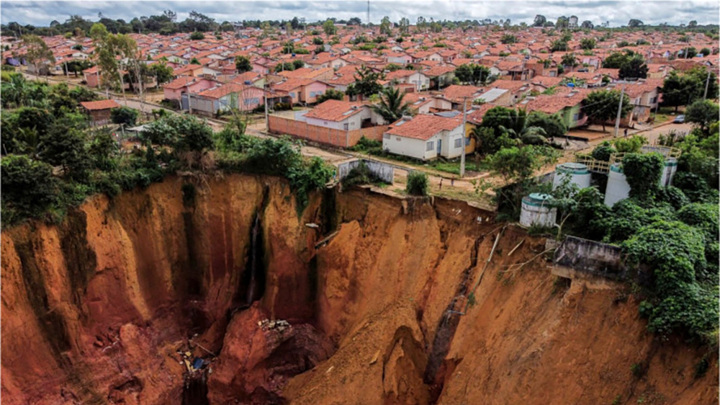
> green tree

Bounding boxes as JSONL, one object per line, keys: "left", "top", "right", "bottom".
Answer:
{"left": 583, "top": 89, "right": 633, "bottom": 131}
{"left": 1, "top": 155, "right": 59, "bottom": 223}
{"left": 322, "top": 19, "right": 337, "bottom": 36}
{"left": 580, "top": 38, "right": 596, "bottom": 50}
{"left": 235, "top": 55, "right": 252, "bottom": 73}
{"left": 533, "top": 15, "right": 546, "bottom": 27}
{"left": 406, "top": 171, "right": 428, "bottom": 196}
{"left": 501, "top": 34, "right": 517, "bottom": 44}
{"left": 618, "top": 55, "right": 648, "bottom": 79}
{"left": 561, "top": 53, "right": 578, "bottom": 69}
{"left": 487, "top": 145, "right": 559, "bottom": 184}
{"left": 602, "top": 51, "right": 631, "bottom": 68}
{"left": 550, "top": 39, "right": 568, "bottom": 52}
{"left": 148, "top": 62, "right": 174, "bottom": 84}
{"left": 622, "top": 220, "right": 716, "bottom": 341}
{"left": 316, "top": 89, "right": 345, "bottom": 103}
{"left": 189, "top": 31, "right": 204, "bottom": 40}
{"left": 23, "top": 34, "right": 55, "bottom": 77}
{"left": 346, "top": 65, "right": 383, "bottom": 98}
{"left": 527, "top": 111, "right": 567, "bottom": 140}
{"left": 372, "top": 86, "right": 411, "bottom": 122}
{"left": 110, "top": 106, "right": 139, "bottom": 126}
{"left": 685, "top": 99, "right": 719, "bottom": 135}
{"left": 454, "top": 64, "right": 490, "bottom": 85}
{"left": 380, "top": 16, "right": 392, "bottom": 36}
{"left": 628, "top": 19, "right": 644, "bottom": 27}
{"left": 622, "top": 152, "right": 664, "bottom": 199}
{"left": 40, "top": 125, "right": 90, "bottom": 180}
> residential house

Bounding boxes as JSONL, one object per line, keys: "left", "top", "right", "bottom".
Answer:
{"left": 442, "top": 85, "right": 484, "bottom": 109}
{"left": 186, "top": 82, "right": 266, "bottom": 115}
{"left": 81, "top": 99, "right": 121, "bottom": 126}
{"left": 475, "top": 88, "right": 513, "bottom": 106}
{"left": 423, "top": 66, "right": 456, "bottom": 89}
{"left": 404, "top": 93, "right": 453, "bottom": 115}
{"left": 301, "top": 99, "right": 385, "bottom": 130}
{"left": 382, "top": 114, "right": 466, "bottom": 160}
{"left": 384, "top": 51, "right": 412, "bottom": 65}
{"left": 489, "top": 79, "right": 533, "bottom": 105}
{"left": 272, "top": 79, "right": 330, "bottom": 105}
{"left": 620, "top": 81, "right": 662, "bottom": 124}
{"left": 523, "top": 87, "right": 589, "bottom": 129}
{"left": 163, "top": 76, "right": 216, "bottom": 103}
{"left": 385, "top": 69, "right": 431, "bottom": 91}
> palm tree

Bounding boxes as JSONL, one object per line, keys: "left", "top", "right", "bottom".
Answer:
{"left": 498, "top": 109, "right": 549, "bottom": 145}
{"left": 1, "top": 74, "right": 29, "bottom": 108}
{"left": 372, "top": 86, "right": 412, "bottom": 123}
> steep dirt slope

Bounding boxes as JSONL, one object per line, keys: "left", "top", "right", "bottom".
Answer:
{"left": 1, "top": 174, "right": 324, "bottom": 404}
{"left": 2, "top": 175, "right": 716, "bottom": 404}
{"left": 283, "top": 194, "right": 718, "bottom": 405}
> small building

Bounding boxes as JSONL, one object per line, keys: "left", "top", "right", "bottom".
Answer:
{"left": 83, "top": 66, "right": 101, "bottom": 88}
{"left": 303, "top": 99, "right": 385, "bottom": 130}
{"left": 80, "top": 99, "right": 121, "bottom": 126}
{"left": 382, "top": 114, "right": 466, "bottom": 161}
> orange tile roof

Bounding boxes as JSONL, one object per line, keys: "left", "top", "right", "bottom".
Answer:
{"left": 442, "top": 85, "right": 482, "bottom": 102}
{"left": 386, "top": 114, "right": 462, "bottom": 140}
{"left": 304, "top": 100, "right": 366, "bottom": 121}
{"left": 164, "top": 76, "right": 196, "bottom": 90}
{"left": 81, "top": 99, "right": 121, "bottom": 111}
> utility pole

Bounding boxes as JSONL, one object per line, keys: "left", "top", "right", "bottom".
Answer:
{"left": 367, "top": 0, "right": 370, "bottom": 26}
{"left": 703, "top": 69, "right": 711, "bottom": 100}
{"left": 264, "top": 83, "right": 269, "bottom": 132}
{"left": 613, "top": 85, "right": 625, "bottom": 137}
{"left": 460, "top": 96, "right": 468, "bottom": 178}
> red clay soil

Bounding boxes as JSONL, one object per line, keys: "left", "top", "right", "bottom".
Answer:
{"left": 1, "top": 175, "right": 716, "bottom": 404}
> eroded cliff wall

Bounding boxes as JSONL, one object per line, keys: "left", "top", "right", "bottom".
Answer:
{"left": 2, "top": 175, "right": 716, "bottom": 404}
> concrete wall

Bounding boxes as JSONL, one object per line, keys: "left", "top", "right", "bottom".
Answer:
{"left": 553, "top": 235, "right": 627, "bottom": 280}
{"left": 337, "top": 159, "right": 395, "bottom": 183}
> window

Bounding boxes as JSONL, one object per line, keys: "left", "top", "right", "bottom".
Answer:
{"left": 572, "top": 113, "right": 580, "bottom": 121}
{"left": 244, "top": 97, "right": 259, "bottom": 105}
{"left": 290, "top": 92, "right": 296, "bottom": 98}
{"left": 426, "top": 141, "right": 434, "bottom": 151}
{"left": 343, "top": 123, "right": 349, "bottom": 130}
{"left": 454, "top": 138, "right": 463, "bottom": 148}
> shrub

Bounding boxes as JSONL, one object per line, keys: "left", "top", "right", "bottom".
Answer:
{"left": 342, "top": 161, "right": 385, "bottom": 188}
{"left": 406, "top": 171, "right": 428, "bottom": 196}
{"left": 111, "top": 106, "right": 139, "bottom": 126}
{"left": 622, "top": 152, "right": 663, "bottom": 200}
{"left": 591, "top": 141, "right": 615, "bottom": 161}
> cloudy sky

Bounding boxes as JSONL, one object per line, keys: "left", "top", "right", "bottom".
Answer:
{"left": 2, "top": 0, "right": 718, "bottom": 27}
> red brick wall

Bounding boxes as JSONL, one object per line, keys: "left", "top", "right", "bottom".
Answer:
{"left": 268, "top": 115, "right": 388, "bottom": 148}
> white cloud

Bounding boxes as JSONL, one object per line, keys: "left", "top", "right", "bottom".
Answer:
{"left": 1, "top": 0, "right": 717, "bottom": 27}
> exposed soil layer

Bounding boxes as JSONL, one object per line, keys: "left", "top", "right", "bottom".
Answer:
{"left": 1, "top": 175, "right": 717, "bottom": 404}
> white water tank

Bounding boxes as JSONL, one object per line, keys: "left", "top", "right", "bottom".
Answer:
{"left": 520, "top": 193, "right": 557, "bottom": 228}
{"left": 553, "top": 162, "right": 591, "bottom": 191}
{"left": 604, "top": 164, "right": 631, "bottom": 207}
{"left": 661, "top": 158, "right": 678, "bottom": 186}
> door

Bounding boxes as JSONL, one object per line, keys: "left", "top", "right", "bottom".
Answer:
{"left": 436, "top": 139, "right": 442, "bottom": 156}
